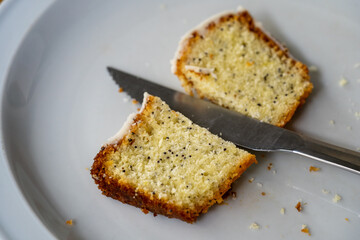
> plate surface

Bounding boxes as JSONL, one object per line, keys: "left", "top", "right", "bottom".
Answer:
{"left": 1, "top": 0, "right": 360, "bottom": 239}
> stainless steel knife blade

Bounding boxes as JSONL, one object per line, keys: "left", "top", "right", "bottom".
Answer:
{"left": 107, "top": 67, "right": 360, "bottom": 174}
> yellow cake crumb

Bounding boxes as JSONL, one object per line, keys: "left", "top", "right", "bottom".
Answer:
{"left": 132, "top": 99, "right": 139, "bottom": 104}
{"left": 345, "top": 218, "right": 349, "bottom": 222}
{"left": 280, "top": 208, "right": 285, "bottom": 215}
{"left": 249, "top": 222, "right": 260, "bottom": 230}
{"left": 309, "top": 166, "right": 320, "bottom": 172}
{"left": 355, "top": 112, "right": 360, "bottom": 120}
{"left": 118, "top": 87, "right": 124, "bottom": 93}
{"left": 66, "top": 220, "right": 73, "bottom": 225}
{"left": 339, "top": 77, "right": 348, "bottom": 86}
{"left": 248, "top": 177, "right": 254, "bottom": 183}
{"left": 301, "top": 224, "right": 311, "bottom": 236}
{"left": 333, "top": 193, "right": 342, "bottom": 203}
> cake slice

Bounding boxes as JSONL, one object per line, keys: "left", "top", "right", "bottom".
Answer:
{"left": 91, "top": 93, "right": 256, "bottom": 223}
{"left": 172, "top": 7, "right": 313, "bottom": 127}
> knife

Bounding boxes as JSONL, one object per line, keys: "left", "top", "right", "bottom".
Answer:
{"left": 107, "top": 67, "right": 360, "bottom": 174}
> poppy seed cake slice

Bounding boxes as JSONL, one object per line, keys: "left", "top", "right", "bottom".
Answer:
{"left": 91, "top": 93, "right": 256, "bottom": 223}
{"left": 172, "top": 7, "right": 313, "bottom": 127}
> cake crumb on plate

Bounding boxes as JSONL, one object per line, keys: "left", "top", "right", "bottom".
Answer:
{"left": 248, "top": 177, "right": 254, "bottom": 183}
{"left": 249, "top": 222, "right": 260, "bottom": 230}
{"left": 295, "top": 201, "right": 302, "bottom": 212}
{"left": 267, "top": 163, "right": 273, "bottom": 170}
{"left": 322, "top": 189, "right": 330, "bottom": 194}
{"left": 231, "top": 191, "right": 237, "bottom": 200}
{"left": 333, "top": 194, "right": 342, "bottom": 203}
{"left": 309, "top": 166, "right": 320, "bottom": 172}
{"left": 66, "top": 219, "right": 73, "bottom": 225}
{"left": 339, "top": 77, "right": 348, "bottom": 87}
{"left": 301, "top": 224, "right": 311, "bottom": 236}
{"left": 355, "top": 112, "right": 360, "bottom": 120}
{"left": 280, "top": 208, "right": 285, "bottom": 215}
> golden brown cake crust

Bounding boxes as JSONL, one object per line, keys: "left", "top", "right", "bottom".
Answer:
{"left": 91, "top": 95, "right": 256, "bottom": 223}
{"left": 173, "top": 11, "right": 313, "bottom": 127}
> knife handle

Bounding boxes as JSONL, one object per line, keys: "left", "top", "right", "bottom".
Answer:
{"left": 293, "top": 135, "right": 360, "bottom": 174}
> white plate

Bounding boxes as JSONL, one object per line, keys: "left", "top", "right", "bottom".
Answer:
{"left": 1, "top": 0, "right": 360, "bottom": 239}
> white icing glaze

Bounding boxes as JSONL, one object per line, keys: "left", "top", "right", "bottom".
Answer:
{"left": 105, "top": 113, "right": 137, "bottom": 146}
{"left": 104, "top": 93, "right": 150, "bottom": 146}
{"left": 171, "top": 6, "right": 293, "bottom": 73}
{"left": 184, "top": 65, "right": 217, "bottom": 79}
{"left": 140, "top": 92, "right": 150, "bottom": 112}
{"left": 236, "top": 5, "right": 245, "bottom": 12}
{"left": 171, "top": 7, "right": 247, "bottom": 73}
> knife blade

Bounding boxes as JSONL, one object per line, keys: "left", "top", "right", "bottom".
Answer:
{"left": 107, "top": 67, "right": 360, "bottom": 174}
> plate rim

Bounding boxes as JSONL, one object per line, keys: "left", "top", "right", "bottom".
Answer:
{"left": 0, "top": 0, "right": 58, "bottom": 239}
